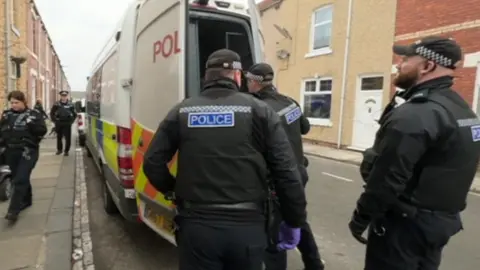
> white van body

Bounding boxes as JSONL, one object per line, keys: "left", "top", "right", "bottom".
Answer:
{"left": 85, "top": 0, "right": 264, "bottom": 244}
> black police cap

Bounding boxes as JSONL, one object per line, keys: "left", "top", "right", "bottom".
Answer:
{"left": 205, "top": 49, "right": 242, "bottom": 70}
{"left": 59, "top": 90, "right": 69, "bottom": 96}
{"left": 246, "top": 63, "right": 274, "bottom": 82}
{"left": 393, "top": 35, "right": 462, "bottom": 69}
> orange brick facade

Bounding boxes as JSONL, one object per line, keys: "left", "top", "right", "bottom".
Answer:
{"left": 392, "top": 0, "right": 480, "bottom": 106}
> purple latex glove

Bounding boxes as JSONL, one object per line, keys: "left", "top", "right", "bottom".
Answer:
{"left": 277, "top": 222, "right": 301, "bottom": 251}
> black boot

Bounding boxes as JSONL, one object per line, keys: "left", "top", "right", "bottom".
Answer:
{"left": 20, "top": 201, "right": 32, "bottom": 211}
{"left": 5, "top": 212, "right": 18, "bottom": 222}
{"left": 56, "top": 151, "right": 62, "bottom": 155}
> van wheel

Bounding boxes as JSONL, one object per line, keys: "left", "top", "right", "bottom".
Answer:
{"left": 103, "top": 182, "right": 118, "bottom": 214}
{"left": 86, "top": 146, "right": 92, "bottom": 158}
{"left": 99, "top": 164, "right": 118, "bottom": 215}
{"left": 79, "top": 136, "right": 86, "bottom": 147}
{"left": 0, "top": 177, "right": 12, "bottom": 201}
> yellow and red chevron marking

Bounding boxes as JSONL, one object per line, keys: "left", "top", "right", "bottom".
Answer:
{"left": 131, "top": 118, "right": 178, "bottom": 209}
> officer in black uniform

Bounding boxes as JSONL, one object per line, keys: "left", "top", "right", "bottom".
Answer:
{"left": 349, "top": 36, "right": 480, "bottom": 270}
{"left": 50, "top": 90, "right": 76, "bottom": 156}
{"left": 245, "top": 63, "right": 324, "bottom": 270}
{"left": 143, "top": 49, "right": 307, "bottom": 270}
{"left": 0, "top": 91, "right": 47, "bottom": 222}
{"left": 360, "top": 88, "right": 409, "bottom": 182}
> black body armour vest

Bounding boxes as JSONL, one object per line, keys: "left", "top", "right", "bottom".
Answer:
{"left": 175, "top": 80, "right": 268, "bottom": 204}
{"left": 404, "top": 88, "right": 480, "bottom": 212}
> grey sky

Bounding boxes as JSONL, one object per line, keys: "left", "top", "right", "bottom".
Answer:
{"left": 36, "top": 0, "right": 134, "bottom": 91}
{"left": 35, "top": 0, "right": 260, "bottom": 91}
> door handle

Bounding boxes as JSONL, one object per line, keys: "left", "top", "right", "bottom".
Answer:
{"left": 111, "top": 134, "right": 116, "bottom": 140}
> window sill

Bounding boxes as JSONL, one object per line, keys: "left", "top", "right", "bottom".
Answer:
{"left": 11, "top": 25, "right": 20, "bottom": 37}
{"left": 307, "top": 118, "right": 333, "bottom": 127}
{"left": 304, "top": 48, "right": 332, "bottom": 59}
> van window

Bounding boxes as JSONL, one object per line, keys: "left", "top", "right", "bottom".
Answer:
{"left": 186, "top": 12, "right": 255, "bottom": 98}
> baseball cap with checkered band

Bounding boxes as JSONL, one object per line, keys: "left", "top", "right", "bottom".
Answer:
{"left": 393, "top": 35, "right": 463, "bottom": 69}
{"left": 246, "top": 63, "right": 274, "bottom": 82}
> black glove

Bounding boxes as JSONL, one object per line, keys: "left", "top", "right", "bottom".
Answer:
{"left": 348, "top": 209, "right": 371, "bottom": 244}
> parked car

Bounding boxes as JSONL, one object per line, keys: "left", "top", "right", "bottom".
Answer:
{"left": 74, "top": 100, "right": 87, "bottom": 147}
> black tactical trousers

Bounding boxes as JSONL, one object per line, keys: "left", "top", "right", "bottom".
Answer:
{"left": 176, "top": 218, "right": 267, "bottom": 270}
{"left": 365, "top": 210, "right": 463, "bottom": 270}
{"left": 264, "top": 213, "right": 324, "bottom": 270}
{"left": 6, "top": 147, "right": 39, "bottom": 214}
{"left": 56, "top": 124, "right": 72, "bottom": 153}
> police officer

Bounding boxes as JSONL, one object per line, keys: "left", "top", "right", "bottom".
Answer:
{"left": 349, "top": 36, "right": 480, "bottom": 270}
{"left": 143, "top": 49, "right": 307, "bottom": 270}
{"left": 50, "top": 90, "right": 76, "bottom": 156}
{"left": 245, "top": 63, "right": 324, "bottom": 270}
{"left": 0, "top": 91, "right": 47, "bottom": 222}
{"left": 34, "top": 99, "right": 48, "bottom": 120}
{"left": 360, "top": 88, "right": 409, "bottom": 182}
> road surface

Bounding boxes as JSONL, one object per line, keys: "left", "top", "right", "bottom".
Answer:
{"left": 84, "top": 153, "right": 480, "bottom": 270}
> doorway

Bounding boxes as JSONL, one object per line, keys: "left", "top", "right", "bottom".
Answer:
{"left": 351, "top": 75, "right": 384, "bottom": 149}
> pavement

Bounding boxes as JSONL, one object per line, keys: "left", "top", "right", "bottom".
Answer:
{"left": 0, "top": 137, "right": 75, "bottom": 270}
{"left": 303, "top": 142, "right": 480, "bottom": 193}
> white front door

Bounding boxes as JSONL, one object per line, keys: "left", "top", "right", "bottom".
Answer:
{"left": 351, "top": 75, "right": 385, "bottom": 149}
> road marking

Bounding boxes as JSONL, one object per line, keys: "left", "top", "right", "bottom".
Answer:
{"left": 321, "top": 172, "right": 353, "bottom": 182}
{"left": 469, "top": 191, "right": 480, "bottom": 197}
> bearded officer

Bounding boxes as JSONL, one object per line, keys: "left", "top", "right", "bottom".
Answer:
{"left": 246, "top": 63, "right": 324, "bottom": 270}
{"left": 142, "top": 49, "right": 307, "bottom": 270}
{"left": 349, "top": 36, "right": 480, "bottom": 270}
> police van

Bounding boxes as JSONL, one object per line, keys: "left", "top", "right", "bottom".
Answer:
{"left": 85, "top": 0, "right": 264, "bottom": 243}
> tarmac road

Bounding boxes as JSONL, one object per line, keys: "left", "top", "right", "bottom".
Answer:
{"left": 84, "top": 152, "right": 480, "bottom": 270}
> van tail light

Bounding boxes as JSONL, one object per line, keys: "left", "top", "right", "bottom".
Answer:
{"left": 77, "top": 115, "right": 83, "bottom": 126}
{"left": 117, "top": 126, "right": 134, "bottom": 188}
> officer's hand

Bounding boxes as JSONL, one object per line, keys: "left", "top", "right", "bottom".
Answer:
{"left": 348, "top": 209, "right": 370, "bottom": 245}
{"left": 277, "top": 222, "right": 301, "bottom": 251}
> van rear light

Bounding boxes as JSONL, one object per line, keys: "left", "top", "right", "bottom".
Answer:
{"left": 117, "top": 126, "right": 134, "bottom": 188}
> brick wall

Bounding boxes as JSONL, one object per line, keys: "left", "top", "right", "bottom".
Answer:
{"left": 395, "top": 0, "right": 480, "bottom": 36}
{"left": 392, "top": 0, "right": 480, "bottom": 106}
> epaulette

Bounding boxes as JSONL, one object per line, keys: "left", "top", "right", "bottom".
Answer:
{"left": 408, "top": 89, "right": 430, "bottom": 103}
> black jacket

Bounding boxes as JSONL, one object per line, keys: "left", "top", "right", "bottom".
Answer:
{"left": 252, "top": 86, "right": 310, "bottom": 184}
{"left": 0, "top": 108, "right": 47, "bottom": 148}
{"left": 34, "top": 103, "right": 48, "bottom": 119}
{"left": 143, "top": 79, "right": 307, "bottom": 227}
{"left": 357, "top": 76, "right": 480, "bottom": 217}
{"left": 50, "top": 101, "right": 76, "bottom": 125}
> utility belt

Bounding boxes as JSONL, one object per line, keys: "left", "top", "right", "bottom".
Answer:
{"left": 178, "top": 200, "right": 264, "bottom": 212}
{"left": 371, "top": 198, "right": 461, "bottom": 238}
{"left": 393, "top": 198, "right": 459, "bottom": 219}
{"left": 5, "top": 138, "right": 37, "bottom": 149}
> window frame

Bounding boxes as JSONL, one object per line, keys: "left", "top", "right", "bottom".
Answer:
{"left": 359, "top": 75, "right": 384, "bottom": 92}
{"left": 10, "top": 0, "right": 20, "bottom": 37}
{"left": 300, "top": 77, "right": 333, "bottom": 127}
{"left": 306, "top": 4, "right": 333, "bottom": 58}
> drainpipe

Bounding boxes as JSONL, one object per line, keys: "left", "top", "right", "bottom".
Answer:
{"left": 4, "top": 0, "right": 12, "bottom": 107}
{"left": 336, "top": 0, "right": 354, "bottom": 149}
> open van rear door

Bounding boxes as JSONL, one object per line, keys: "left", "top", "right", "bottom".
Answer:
{"left": 131, "top": 0, "right": 187, "bottom": 245}
{"left": 247, "top": 0, "right": 265, "bottom": 62}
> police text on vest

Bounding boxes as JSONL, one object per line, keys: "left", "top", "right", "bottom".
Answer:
{"left": 188, "top": 112, "right": 235, "bottom": 128}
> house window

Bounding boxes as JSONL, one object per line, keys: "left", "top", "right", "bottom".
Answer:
{"left": 307, "top": 5, "right": 333, "bottom": 57}
{"left": 10, "top": 0, "right": 20, "bottom": 37}
{"left": 302, "top": 78, "right": 333, "bottom": 126}
{"left": 360, "top": 76, "right": 384, "bottom": 91}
